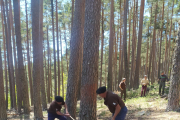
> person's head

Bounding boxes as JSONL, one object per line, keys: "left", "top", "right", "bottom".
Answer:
{"left": 55, "top": 96, "right": 64, "bottom": 105}
{"left": 144, "top": 75, "right": 147, "bottom": 79}
{"left": 96, "top": 86, "right": 107, "bottom": 98}
{"left": 122, "top": 78, "right": 126, "bottom": 82}
{"left": 161, "top": 71, "right": 164, "bottom": 75}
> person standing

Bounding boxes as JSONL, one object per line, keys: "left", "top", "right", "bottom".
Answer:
{"left": 158, "top": 71, "right": 169, "bottom": 95}
{"left": 119, "top": 78, "right": 126, "bottom": 101}
{"left": 96, "top": 86, "right": 128, "bottom": 120}
{"left": 140, "top": 75, "right": 149, "bottom": 97}
{"left": 48, "top": 96, "right": 70, "bottom": 120}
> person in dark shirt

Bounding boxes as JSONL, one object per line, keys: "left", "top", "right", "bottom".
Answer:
{"left": 158, "top": 71, "right": 169, "bottom": 95}
{"left": 96, "top": 86, "right": 127, "bottom": 120}
{"left": 48, "top": 96, "right": 70, "bottom": 120}
{"left": 119, "top": 78, "right": 126, "bottom": 101}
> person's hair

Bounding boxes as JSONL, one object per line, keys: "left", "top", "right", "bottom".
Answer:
{"left": 144, "top": 75, "right": 147, "bottom": 77}
{"left": 122, "top": 78, "right": 126, "bottom": 81}
{"left": 161, "top": 71, "right": 164, "bottom": 73}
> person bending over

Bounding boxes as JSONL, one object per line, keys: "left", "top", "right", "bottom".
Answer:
{"left": 96, "top": 86, "right": 128, "bottom": 120}
{"left": 48, "top": 96, "right": 70, "bottom": 120}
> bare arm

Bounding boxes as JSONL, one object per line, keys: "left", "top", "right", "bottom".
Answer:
{"left": 119, "top": 83, "right": 123, "bottom": 90}
{"left": 64, "top": 103, "right": 69, "bottom": 114}
{"left": 112, "top": 104, "right": 121, "bottom": 120}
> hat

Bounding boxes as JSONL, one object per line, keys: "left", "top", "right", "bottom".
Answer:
{"left": 96, "top": 86, "right": 106, "bottom": 94}
{"left": 55, "top": 96, "right": 64, "bottom": 103}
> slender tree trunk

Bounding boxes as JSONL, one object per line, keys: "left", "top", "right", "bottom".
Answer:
{"left": 13, "top": 0, "right": 30, "bottom": 113}
{"left": 166, "top": 20, "right": 180, "bottom": 111}
{"left": 47, "top": 27, "right": 50, "bottom": 103}
{"left": 56, "top": 0, "right": 61, "bottom": 96}
{"left": 39, "top": 0, "right": 47, "bottom": 110}
{"left": 4, "top": 0, "right": 16, "bottom": 109}
{"left": 0, "top": 46, "right": 7, "bottom": 120}
{"left": 123, "top": 0, "right": 130, "bottom": 90}
{"left": 31, "top": 0, "right": 43, "bottom": 119}
{"left": 158, "top": 0, "right": 164, "bottom": 77}
{"left": 60, "top": 29, "right": 64, "bottom": 98}
{"left": 148, "top": 5, "right": 153, "bottom": 80}
{"left": 118, "top": 0, "right": 122, "bottom": 90}
{"left": 79, "top": 0, "right": 101, "bottom": 119}
{"left": 66, "top": 0, "right": 85, "bottom": 118}
{"left": 100, "top": 3, "right": 104, "bottom": 87}
{"left": 108, "top": 0, "right": 114, "bottom": 91}
{"left": 128, "top": 6, "right": 132, "bottom": 65}
{"left": 134, "top": 0, "right": 145, "bottom": 89}
{"left": 25, "top": 0, "right": 33, "bottom": 106}
{"left": 1, "top": 2, "right": 8, "bottom": 109}
{"left": 11, "top": 0, "right": 21, "bottom": 112}
{"left": 130, "top": 0, "right": 136, "bottom": 89}
{"left": 151, "top": 2, "right": 158, "bottom": 84}
{"left": 51, "top": 0, "right": 57, "bottom": 97}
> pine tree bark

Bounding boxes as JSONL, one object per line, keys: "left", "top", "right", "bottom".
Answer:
{"left": 47, "top": 27, "right": 50, "bottom": 103}
{"left": 166, "top": 20, "right": 180, "bottom": 111}
{"left": 65, "top": 0, "right": 85, "bottom": 119}
{"left": 151, "top": 3, "right": 158, "bottom": 84}
{"left": 134, "top": 0, "right": 145, "bottom": 89}
{"left": 60, "top": 29, "right": 64, "bottom": 98}
{"left": 13, "top": 0, "right": 30, "bottom": 113}
{"left": 51, "top": 0, "right": 57, "bottom": 97}
{"left": 123, "top": 0, "right": 130, "bottom": 90}
{"left": 79, "top": 0, "right": 101, "bottom": 119}
{"left": 0, "top": 46, "right": 7, "bottom": 120}
{"left": 4, "top": 0, "right": 16, "bottom": 109}
{"left": 31, "top": 0, "right": 43, "bottom": 119}
{"left": 158, "top": 0, "right": 164, "bottom": 77}
{"left": 108, "top": 0, "right": 114, "bottom": 91}
{"left": 100, "top": 3, "right": 104, "bottom": 87}
{"left": 39, "top": 0, "right": 47, "bottom": 110}
{"left": 25, "top": 0, "right": 33, "bottom": 106}
{"left": 130, "top": 0, "right": 136, "bottom": 89}
{"left": 1, "top": 2, "right": 8, "bottom": 109}
{"left": 56, "top": 0, "right": 61, "bottom": 96}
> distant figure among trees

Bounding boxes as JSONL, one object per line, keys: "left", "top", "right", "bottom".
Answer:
{"left": 141, "top": 75, "right": 149, "bottom": 97}
{"left": 119, "top": 78, "right": 126, "bottom": 101}
{"left": 47, "top": 96, "right": 70, "bottom": 120}
{"left": 96, "top": 86, "right": 128, "bottom": 120}
{"left": 158, "top": 71, "right": 169, "bottom": 95}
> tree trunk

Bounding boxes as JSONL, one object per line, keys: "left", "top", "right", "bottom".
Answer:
{"left": 134, "top": 0, "right": 145, "bottom": 89}
{"left": 60, "top": 29, "right": 64, "bottom": 98}
{"left": 65, "top": 0, "right": 85, "bottom": 119}
{"left": 25, "top": 0, "right": 33, "bottom": 106}
{"left": 166, "top": 20, "right": 180, "bottom": 111}
{"left": 51, "top": 0, "right": 57, "bottom": 97}
{"left": 13, "top": 0, "right": 30, "bottom": 113}
{"left": 39, "top": 0, "right": 47, "bottom": 110}
{"left": 123, "top": 0, "right": 130, "bottom": 90}
{"left": 130, "top": 0, "right": 136, "bottom": 89}
{"left": 108, "top": 0, "right": 114, "bottom": 91}
{"left": 56, "top": 0, "right": 61, "bottom": 96}
{"left": 100, "top": 3, "right": 104, "bottom": 87}
{"left": 1, "top": 2, "right": 8, "bottom": 109}
{"left": 79, "top": 0, "right": 101, "bottom": 119}
{"left": 158, "top": 1, "right": 164, "bottom": 77}
{"left": 47, "top": 27, "right": 50, "bottom": 103}
{"left": 31, "top": 0, "right": 43, "bottom": 119}
{"left": 0, "top": 46, "right": 7, "bottom": 120}
{"left": 4, "top": 0, "right": 16, "bottom": 109}
{"left": 151, "top": 3, "right": 158, "bottom": 84}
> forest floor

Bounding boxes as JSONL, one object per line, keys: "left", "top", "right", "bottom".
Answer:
{"left": 7, "top": 83, "right": 180, "bottom": 120}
